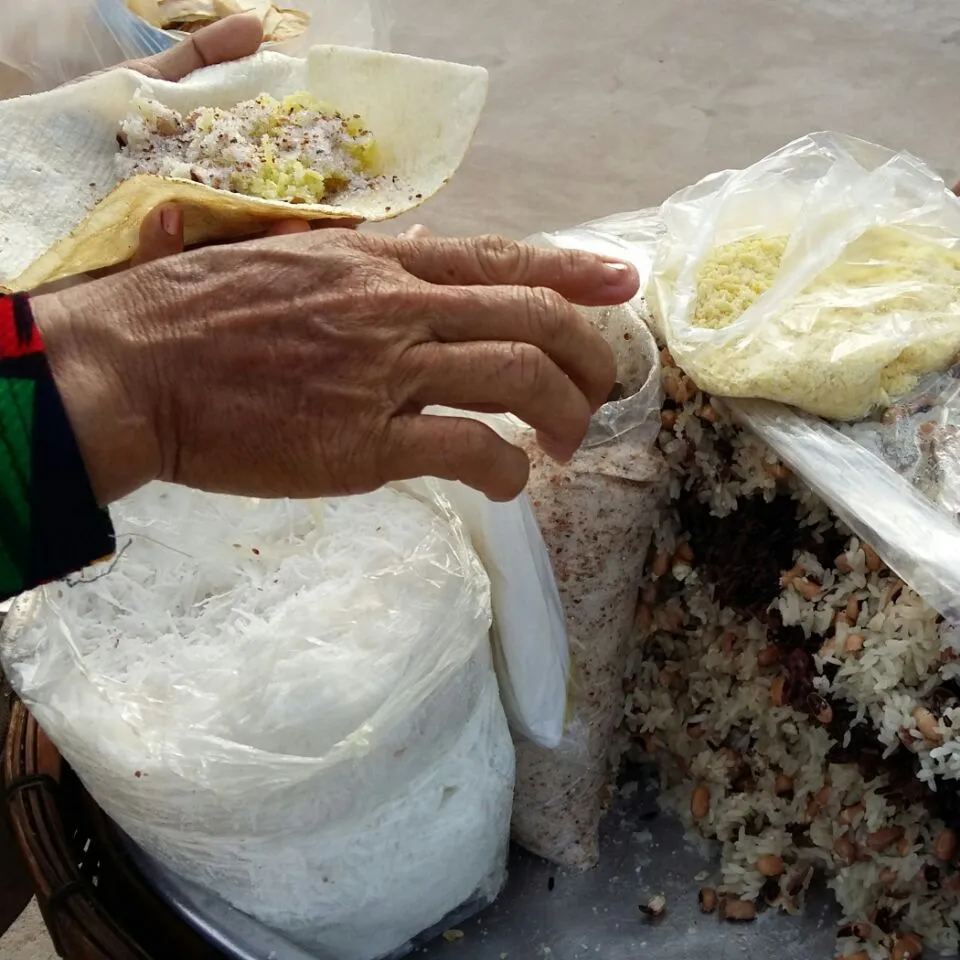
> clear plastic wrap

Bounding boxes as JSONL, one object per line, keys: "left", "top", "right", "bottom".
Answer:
{"left": 648, "top": 132, "right": 960, "bottom": 421}
{"left": 724, "top": 391, "right": 960, "bottom": 626}
{"left": 1, "top": 482, "right": 513, "bottom": 960}
{"left": 505, "top": 231, "right": 668, "bottom": 868}
{"left": 0, "top": 0, "right": 391, "bottom": 94}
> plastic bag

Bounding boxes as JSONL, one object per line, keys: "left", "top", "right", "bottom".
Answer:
{"left": 536, "top": 208, "right": 666, "bottom": 291}
{"left": 719, "top": 371, "right": 960, "bottom": 687}
{"left": 0, "top": 0, "right": 391, "bottom": 94}
{"left": 504, "top": 232, "right": 668, "bottom": 868}
{"left": 648, "top": 132, "right": 960, "bottom": 421}
{"left": 412, "top": 463, "right": 569, "bottom": 750}
{"left": 1, "top": 482, "right": 513, "bottom": 960}
{"left": 724, "top": 390, "right": 960, "bottom": 627}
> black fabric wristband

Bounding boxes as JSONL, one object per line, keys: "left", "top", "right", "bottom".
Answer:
{"left": 0, "top": 293, "right": 114, "bottom": 599}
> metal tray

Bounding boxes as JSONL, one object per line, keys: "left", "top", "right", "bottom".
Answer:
{"left": 128, "top": 766, "right": 841, "bottom": 960}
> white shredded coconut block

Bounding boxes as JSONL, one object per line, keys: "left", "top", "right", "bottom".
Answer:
{"left": 3, "top": 482, "right": 514, "bottom": 960}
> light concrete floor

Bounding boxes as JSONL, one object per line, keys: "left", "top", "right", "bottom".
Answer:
{"left": 386, "top": 0, "right": 960, "bottom": 240}
{"left": 2, "top": 903, "right": 56, "bottom": 960}
{"left": 2, "top": 0, "right": 959, "bottom": 956}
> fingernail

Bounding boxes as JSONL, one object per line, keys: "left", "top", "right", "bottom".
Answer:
{"left": 602, "top": 259, "right": 634, "bottom": 284}
{"left": 400, "top": 223, "right": 429, "bottom": 240}
{"left": 160, "top": 207, "right": 181, "bottom": 236}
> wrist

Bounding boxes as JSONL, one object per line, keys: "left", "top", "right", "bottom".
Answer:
{"left": 30, "top": 282, "right": 162, "bottom": 505}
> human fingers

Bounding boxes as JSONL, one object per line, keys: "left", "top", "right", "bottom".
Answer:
{"left": 263, "top": 219, "right": 362, "bottom": 237}
{"left": 124, "top": 15, "right": 264, "bottom": 82}
{"left": 383, "top": 234, "right": 639, "bottom": 306}
{"left": 311, "top": 218, "right": 363, "bottom": 230}
{"left": 131, "top": 213, "right": 354, "bottom": 267}
{"left": 63, "top": 15, "right": 263, "bottom": 91}
{"left": 86, "top": 203, "right": 183, "bottom": 276}
{"left": 399, "top": 223, "right": 431, "bottom": 240}
{"left": 98, "top": 202, "right": 264, "bottom": 274}
{"left": 130, "top": 204, "right": 184, "bottom": 266}
{"left": 415, "top": 284, "right": 616, "bottom": 412}
{"left": 94, "top": 207, "right": 275, "bottom": 274}
{"left": 403, "top": 341, "right": 592, "bottom": 461}
{"left": 382, "top": 415, "right": 530, "bottom": 501}
{"left": 265, "top": 220, "right": 312, "bottom": 237}
{"left": 168, "top": 216, "right": 354, "bottom": 257}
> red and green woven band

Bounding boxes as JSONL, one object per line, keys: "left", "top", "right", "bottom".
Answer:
{"left": 0, "top": 293, "right": 114, "bottom": 600}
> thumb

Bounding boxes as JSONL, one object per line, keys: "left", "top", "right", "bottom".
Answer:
{"left": 131, "top": 205, "right": 184, "bottom": 267}
{"left": 127, "top": 15, "right": 265, "bottom": 83}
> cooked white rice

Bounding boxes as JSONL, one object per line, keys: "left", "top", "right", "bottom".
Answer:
{"left": 116, "top": 92, "right": 378, "bottom": 204}
{"left": 625, "top": 313, "right": 960, "bottom": 959}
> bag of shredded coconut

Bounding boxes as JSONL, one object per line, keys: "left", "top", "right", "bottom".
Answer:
{"left": 1, "top": 481, "right": 512, "bottom": 960}
{"left": 648, "top": 131, "right": 960, "bottom": 423}
{"left": 499, "top": 226, "right": 668, "bottom": 868}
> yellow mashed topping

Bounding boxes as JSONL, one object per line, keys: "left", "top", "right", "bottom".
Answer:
{"left": 687, "top": 228, "right": 960, "bottom": 420}
{"left": 118, "top": 92, "right": 379, "bottom": 206}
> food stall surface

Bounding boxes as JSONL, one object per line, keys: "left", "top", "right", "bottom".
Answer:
{"left": 414, "top": 774, "right": 838, "bottom": 960}
{"left": 129, "top": 770, "right": 841, "bottom": 960}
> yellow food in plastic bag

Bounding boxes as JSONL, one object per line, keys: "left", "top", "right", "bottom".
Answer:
{"left": 693, "top": 236, "right": 787, "bottom": 330}
{"left": 691, "top": 227, "right": 960, "bottom": 419}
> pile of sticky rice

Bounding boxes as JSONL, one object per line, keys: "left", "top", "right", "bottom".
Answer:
{"left": 116, "top": 92, "right": 378, "bottom": 203}
{"left": 624, "top": 320, "right": 960, "bottom": 959}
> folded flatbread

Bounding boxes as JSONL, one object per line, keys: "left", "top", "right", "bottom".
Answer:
{"left": 0, "top": 46, "right": 488, "bottom": 291}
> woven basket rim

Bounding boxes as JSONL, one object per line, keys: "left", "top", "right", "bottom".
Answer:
{"left": 3, "top": 698, "right": 221, "bottom": 960}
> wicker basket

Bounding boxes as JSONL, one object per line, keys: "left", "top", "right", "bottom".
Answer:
{"left": 3, "top": 696, "right": 224, "bottom": 960}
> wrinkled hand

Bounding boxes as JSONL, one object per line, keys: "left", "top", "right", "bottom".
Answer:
{"left": 32, "top": 230, "right": 638, "bottom": 504}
